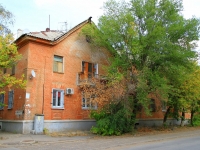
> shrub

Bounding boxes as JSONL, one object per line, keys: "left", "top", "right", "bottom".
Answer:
{"left": 193, "top": 113, "right": 200, "bottom": 126}
{"left": 90, "top": 102, "right": 135, "bottom": 136}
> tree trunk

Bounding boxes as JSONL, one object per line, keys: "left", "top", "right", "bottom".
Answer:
{"left": 191, "top": 109, "right": 195, "bottom": 126}
{"left": 163, "top": 106, "right": 171, "bottom": 125}
{"left": 180, "top": 108, "right": 185, "bottom": 126}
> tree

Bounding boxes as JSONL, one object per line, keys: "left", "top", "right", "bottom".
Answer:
{"left": 79, "top": 77, "right": 136, "bottom": 135}
{"left": 178, "top": 64, "right": 200, "bottom": 126}
{"left": 82, "top": 0, "right": 200, "bottom": 134}
{"left": 0, "top": 4, "right": 14, "bottom": 35}
{"left": 0, "top": 4, "right": 26, "bottom": 96}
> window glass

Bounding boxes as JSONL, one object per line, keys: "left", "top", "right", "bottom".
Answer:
{"left": 11, "top": 65, "right": 15, "bottom": 75}
{"left": 53, "top": 55, "right": 63, "bottom": 73}
{"left": 150, "top": 99, "right": 156, "bottom": 112}
{"left": 82, "top": 92, "right": 97, "bottom": 109}
{"left": 54, "top": 56, "right": 63, "bottom": 62}
{"left": 0, "top": 94, "right": 4, "bottom": 110}
{"left": 3, "top": 68, "right": 6, "bottom": 74}
{"left": 162, "top": 101, "right": 167, "bottom": 111}
{"left": 52, "top": 89, "right": 64, "bottom": 108}
{"left": 8, "top": 90, "right": 14, "bottom": 109}
{"left": 88, "top": 63, "right": 93, "bottom": 73}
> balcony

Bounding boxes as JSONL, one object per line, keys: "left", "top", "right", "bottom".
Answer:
{"left": 77, "top": 72, "right": 106, "bottom": 87}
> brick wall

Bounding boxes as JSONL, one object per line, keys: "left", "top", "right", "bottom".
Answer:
{"left": 0, "top": 26, "right": 110, "bottom": 121}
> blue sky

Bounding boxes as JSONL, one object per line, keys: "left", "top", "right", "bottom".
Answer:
{"left": 1, "top": 0, "right": 106, "bottom": 35}
{"left": 1, "top": 0, "right": 200, "bottom": 49}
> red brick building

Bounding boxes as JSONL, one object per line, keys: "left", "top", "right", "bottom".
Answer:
{"left": 0, "top": 17, "right": 188, "bottom": 133}
{"left": 0, "top": 17, "right": 111, "bottom": 133}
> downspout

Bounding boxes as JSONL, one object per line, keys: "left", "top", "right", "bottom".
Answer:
{"left": 42, "top": 57, "right": 46, "bottom": 114}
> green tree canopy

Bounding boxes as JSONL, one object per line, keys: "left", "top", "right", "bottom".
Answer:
{"left": 0, "top": 4, "right": 26, "bottom": 93}
{"left": 82, "top": 0, "right": 200, "bottom": 116}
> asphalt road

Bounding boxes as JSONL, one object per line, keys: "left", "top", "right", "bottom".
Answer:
{"left": 0, "top": 128, "right": 200, "bottom": 150}
{"left": 110, "top": 133, "right": 200, "bottom": 150}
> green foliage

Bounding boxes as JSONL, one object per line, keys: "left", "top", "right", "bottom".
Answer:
{"left": 90, "top": 102, "right": 135, "bottom": 136}
{"left": 0, "top": 5, "right": 26, "bottom": 93}
{"left": 82, "top": 0, "right": 200, "bottom": 127}
{"left": 193, "top": 113, "right": 200, "bottom": 126}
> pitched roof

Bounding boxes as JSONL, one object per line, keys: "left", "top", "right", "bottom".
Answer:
{"left": 26, "top": 30, "right": 64, "bottom": 41}
{"left": 16, "top": 17, "right": 92, "bottom": 43}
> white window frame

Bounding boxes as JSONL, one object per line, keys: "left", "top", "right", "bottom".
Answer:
{"left": 94, "top": 63, "right": 98, "bottom": 77}
{"left": 52, "top": 89, "right": 64, "bottom": 109}
{"left": 82, "top": 93, "right": 97, "bottom": 110}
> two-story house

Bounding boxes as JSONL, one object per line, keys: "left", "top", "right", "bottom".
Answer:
{"left": 0, "top": 17, "right": 111, "bottom": 133}
{"left": 0, "top": 17, "right": 189, "bottom": 134}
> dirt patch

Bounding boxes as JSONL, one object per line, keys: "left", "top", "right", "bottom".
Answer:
{"left": 49, "top": 130, "right": 92, "bottom": 137}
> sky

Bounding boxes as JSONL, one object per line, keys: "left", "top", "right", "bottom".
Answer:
{"left": 1, "top": 0, "right": 200, "bottom": 47}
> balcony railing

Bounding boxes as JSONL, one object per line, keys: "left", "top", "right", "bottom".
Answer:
{"left": 77, "top": 72, "right": 106, "bottom": 86}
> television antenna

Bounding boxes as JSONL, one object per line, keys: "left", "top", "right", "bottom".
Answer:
{"left": 59, "top": 21, "right": 67, "bottom": 32}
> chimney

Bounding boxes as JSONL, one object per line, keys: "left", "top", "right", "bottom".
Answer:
{"left": 88, "top": 16, "right": 92, "bottom": 23}
{"left": 46, "top": 28, "right": 50, "bottom": 32}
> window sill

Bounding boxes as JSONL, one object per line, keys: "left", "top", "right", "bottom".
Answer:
{"left": 51, "top": 108, "right": 64, "bottom": 110}
{"left": 82, "top": 108, "right": 97, "bottom": 110}
{"left": 53, "top": 71, "right": 64, "bottom": 74}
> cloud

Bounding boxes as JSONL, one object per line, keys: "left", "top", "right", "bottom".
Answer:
{"left": 182, "top": 0, "right": 200, "bottom": 19}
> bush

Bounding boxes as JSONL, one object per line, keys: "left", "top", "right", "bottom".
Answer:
{"left": 90, "top": 102, "right": 135, "bottom": 136}
{"left": 193, "top": 113, "right": 200, "bottom": 126}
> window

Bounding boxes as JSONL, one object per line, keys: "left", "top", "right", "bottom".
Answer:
{"left": 11, "top": 65, "right": 15, "bottom": 75}
{"left": 149, "top": 99, "right": 156, "bottom": 112}
{"left": 3, "top": 68, "right": 6, "bottom": 74}
{"left": 82, "top": 61, "right": 98, "bottom": 78}
{"left": 52, "top": 89, "right": 64, "bottom": 108}
{"left": 161, "top": 101, "right": 167, "bottom": 112}
{"left": 8, "top": 90, "right": 14, "bottom": 109}
{"left": 0, "top": 94, "right": 4, "bottom": 110}
{"left": 82, "top": 93, "right": 97, "bottom": 109}
{"left": 53, "top": 55, "right": 63, "bottom": 73}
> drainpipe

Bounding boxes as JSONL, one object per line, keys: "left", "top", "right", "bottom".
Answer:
{"left": 42, "top": 57, "right": 46, "bottom": 114}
